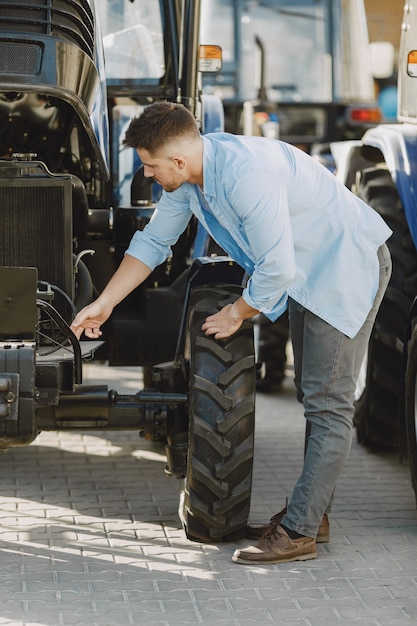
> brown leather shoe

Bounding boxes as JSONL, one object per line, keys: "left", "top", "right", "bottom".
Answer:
{"left": 233, "top": 524, "right": 317, "bottom": 565}
{"left": 246, "top": 506, "right": 330, "bottom": 543}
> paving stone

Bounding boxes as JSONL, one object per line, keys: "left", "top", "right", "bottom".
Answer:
{"left": 0, "top": 366, "right": 415, "bottom": 625}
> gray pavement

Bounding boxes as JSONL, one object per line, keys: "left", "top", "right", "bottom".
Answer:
{"left": 0, "top": 362, "right": 416, "bottom": 626}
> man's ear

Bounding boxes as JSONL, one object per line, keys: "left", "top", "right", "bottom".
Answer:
{"left": 172, "top": 156, "right": 186, "bottom": 170}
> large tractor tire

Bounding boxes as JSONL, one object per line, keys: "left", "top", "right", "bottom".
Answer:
{"left": 354, "top": 166, "right": 417, "bottom": 449}
{"left": 181, "top": 285, "right": 256, "bottom": 542}
{"left": 405, "top": 323, "right": 417, "bottom": 503}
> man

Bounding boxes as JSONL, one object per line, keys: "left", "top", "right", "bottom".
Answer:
{"left": 70, "top": 101, "right": 392, "bottom": 565}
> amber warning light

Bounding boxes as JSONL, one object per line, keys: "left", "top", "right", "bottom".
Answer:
{"left": 407, "top": 50, "right": 417, "bottom": 77}
{"left": 198, "top": 45, "right": 222, "bottom": 73}
{"left": 347, "top": 106, "right": 382, "bottom": 125}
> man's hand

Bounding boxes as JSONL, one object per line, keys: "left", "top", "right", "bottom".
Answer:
{"left": 202, "top": 303, "right": 243, "bottom": 340}
{"left": 70, "top": 300, "right": 113, "bottom": 340}
{"left": 202, "top": 297, "right": 259, "bottom": 340}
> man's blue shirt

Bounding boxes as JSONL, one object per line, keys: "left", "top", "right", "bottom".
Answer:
{"left": 126, "top": 133, "right": 392, "bottom": 338}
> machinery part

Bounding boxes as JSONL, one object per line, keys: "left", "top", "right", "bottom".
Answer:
{"left": 0, "top": 343, "right": 37, "bottom": 448}
{"left": 36, "top": 299, "right": 82, "bottom": 385}
{"left": 0, "top": 161, "right": 74, "bottom": 310}
{"left": 404, "top": 322, "right": 417, "bottom": 503}
{"left": 354, "top": 167, "right": 417, "bottom": 448}
{"left": 74, "top": 253, "right": 94, "bottom": 312}
{"left": 180, "top": 285, "right": 256, "bottom": 542}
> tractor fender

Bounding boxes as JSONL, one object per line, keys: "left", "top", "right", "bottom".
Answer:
{"left": 330, "top": 139, "right": 364, "bottom": 186}
{"left": 357, "top": 124, "right": 417, "bottom": 250}
{"left": 188, "top": 256, "right": 246, "bottom": 292}
{"left": 173, "top": 256, "right": 246, "bottom": 361}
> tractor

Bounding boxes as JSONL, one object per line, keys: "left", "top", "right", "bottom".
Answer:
{"left": 0, "top": 0, "right": 256, "bottom": 543}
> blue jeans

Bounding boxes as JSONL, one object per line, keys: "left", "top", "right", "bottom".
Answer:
{"left": 281, "top": 243, "right": 392, "bottom": 538}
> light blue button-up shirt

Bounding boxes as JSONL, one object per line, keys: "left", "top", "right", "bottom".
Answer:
{"left": 126, "top": 133, "right": 392, "bottom": 338}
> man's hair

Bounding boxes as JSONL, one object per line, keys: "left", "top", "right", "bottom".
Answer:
{"left": 123, "top": 101, "right": 200, "bottom": 154}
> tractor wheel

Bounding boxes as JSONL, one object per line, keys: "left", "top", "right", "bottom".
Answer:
{"left": 405, "top": 323, "right": 417, "bottom": 504}
{"left": 354, "top": 167, "right": 417, "bottom": 449}
{"left": 180, "top": 285, "right": 256, "bottom": 542}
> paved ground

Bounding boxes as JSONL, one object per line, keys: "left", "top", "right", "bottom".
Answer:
{"left": 0, "top": 362, "right": 416, "bottom": 626}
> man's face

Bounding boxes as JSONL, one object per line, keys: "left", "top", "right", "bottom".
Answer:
{"left": 137, "top": 148, "right": 186, "bottom": 193}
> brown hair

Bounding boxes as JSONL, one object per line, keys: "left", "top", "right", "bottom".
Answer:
{"left": 123, "top": 101, "right": 200, "bottom": 154}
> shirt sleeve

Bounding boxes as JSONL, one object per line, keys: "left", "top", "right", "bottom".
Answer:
{"left": 126, "top": 186, "right": 193, "bottom": 269}
{"left": 229, "top": 171, "right": 296, "bottom": 318}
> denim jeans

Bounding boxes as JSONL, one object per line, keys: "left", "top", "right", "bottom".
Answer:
{"left": 281, "top": 243, "right": 392, "bottom": 538}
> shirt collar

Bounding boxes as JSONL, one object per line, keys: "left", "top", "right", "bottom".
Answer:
{"left": 201, "top": 135, "right": 216, "bottom": 200}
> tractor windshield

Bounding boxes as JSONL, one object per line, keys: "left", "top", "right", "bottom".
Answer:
{"left": 201, "top": 0, "right": 331, "bottom": 103}
{"left": 201, "top": 0, "right": 374, "bottom": 104}
{"left": 97, "top": 0, "right": 165, "bottom": 88}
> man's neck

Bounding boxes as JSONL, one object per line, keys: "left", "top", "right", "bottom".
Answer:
{"left": 187, "top": 137, "right": 204, "bottom": 186}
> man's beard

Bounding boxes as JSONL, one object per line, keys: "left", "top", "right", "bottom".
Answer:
{"left": 160, "top": 167, "right": 185, "bottom": 192}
